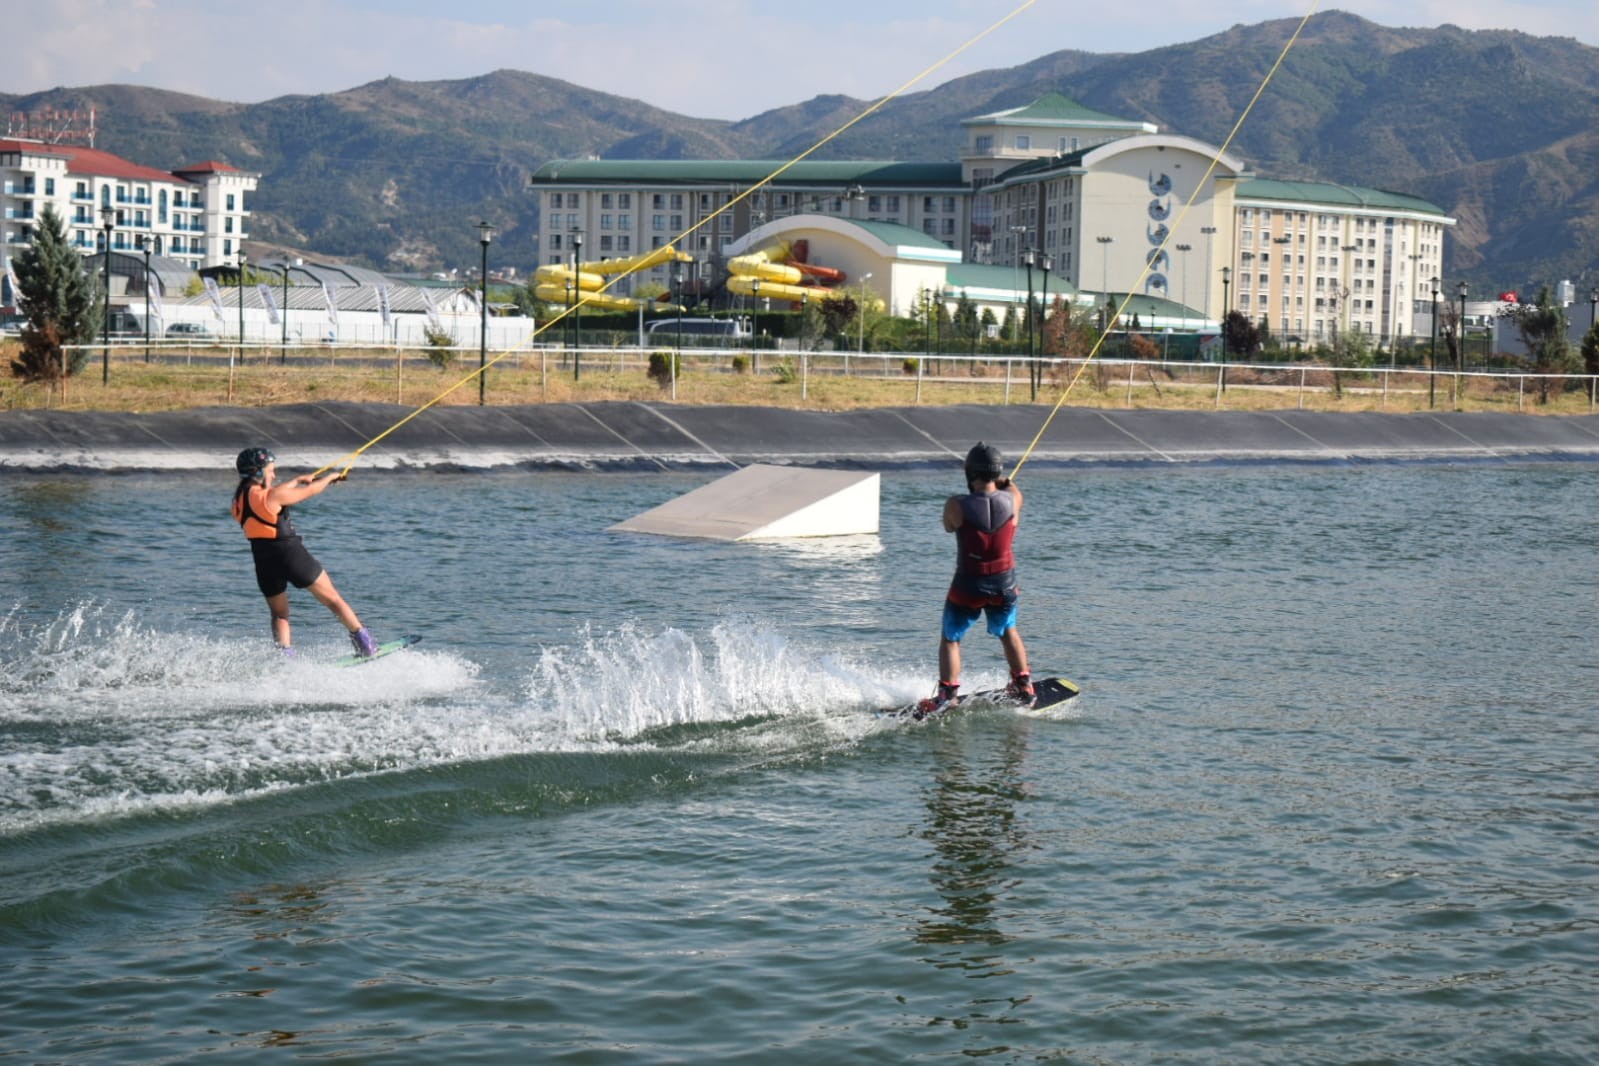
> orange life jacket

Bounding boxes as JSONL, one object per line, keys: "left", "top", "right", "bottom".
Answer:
{"left": 231, "top": 481, "right": 296, "bottom": 540}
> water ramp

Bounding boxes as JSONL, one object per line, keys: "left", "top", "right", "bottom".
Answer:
{"left": 609, "top": 464, "right": 880, "bottom": 541}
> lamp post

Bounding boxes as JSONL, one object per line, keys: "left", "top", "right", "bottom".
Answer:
{"left": 101, "top": 210, "right": 113, "bottom": 384}
{"left": 751, "top": 277, "right": 762, "bottom": 373}
{"left": 1022, "top": 248, "right": 1035, "bottom": 384}
{"left": 1220, "top": 267, "right": 1231, "bottom": 359}
{"left": 237, "top": 250, "right": 247, "bottom": 361}
{"left": 1037, "top": 253, "right": 1053, "bottom": 399}
{"left": 857, "top": 272, "right": 873, "bottom": 358}
{"left": 1199, "top": 225, "right": 1218, "bottom": 324}
{"left": 1096, "top": 235, "right": 1114, "bottom": 307}
{"left": 1589, "top": 286, "right": 1597, "bottom": 331}
{"left": 1340, "top": 243, "right": 1358, "bottom": 339}
{"left": 275, "top": 263, "right": 290, "bottom": 364}
{"left": 1174, "top": 242, "right": 1192, "bottom": 333}
{"left": 800, "top": 290, "right": 809, "bottom": 355}
{"left": 1456, "top": 281, "right": 1468, "bottom": 406}
{"left": 1428, "top": 276, "right": 1440, "bottom": 409}
{"left": 477, "top": 220, "right": 493, "bottom": 403}
{"left": 571, "top": 231, "right": 583, "bottom": 381}
{"left": 138, "top": 236, "right": 151, "bottom": 362}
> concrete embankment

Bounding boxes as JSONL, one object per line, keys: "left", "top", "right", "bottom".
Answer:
{"left": 2, "top": 402, "right": 1598, "bottom": 472}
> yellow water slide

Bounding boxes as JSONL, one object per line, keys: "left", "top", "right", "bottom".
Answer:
{"left": 534, "top": 244, "right": 693, "bottom": 311}
{"left": 727, "top": 242, "right": 854, "bottom": 303}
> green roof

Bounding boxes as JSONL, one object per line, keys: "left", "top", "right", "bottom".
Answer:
{"left": 961, "top": 92, "right": 1151, "bottom": 130}
{"left": 530, "top": 159, "right": 963, "bottom": 187}
{"left": 1236, "top": 178, "right": 1445, "bottom": 216}
{"left": 945, "top": 262, "right": 1079, "bottom": 296}
{"left": 847, "top": 219, "right": 953, "bottom": 252}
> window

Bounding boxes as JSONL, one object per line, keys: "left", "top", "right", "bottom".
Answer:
{"left": 975, "top": 135, "right": 993, "bottom": 152}
{"left": 670, "top": 194, "right": 683, "bottom": 210}
{"left": 944, "top": 197, "right": 956, "bottom": 213}
{"left": 653, "top": 194, "right": 665, "bottom": 209}
{"left": 618, "top": 214, "right": 631, "bottom": 229}
{"left": 886, "top": 195, "right": 900, "bottom": 212}
{"left": 551, "top": 234, "right": 563, "bottom": 250}
{"left": 599, "top": 235, "right": 613, "bottom": 252}
{"left": 652, "top": 214, "right": 665, "bottom": 230}
{"left": 226, "top": 194, "right": 235, "bottom": 211}
{"left": 551, "top": 193, "right": 563, "bottom": 208}
{"left": 600, "top": 214, "right": 613, "bottom": 230}
{"left": 1015, "top": 135, "right": 1030, "bottom": 150}
{"left": 601, "top": 193, "right": 613, "bottom": 209}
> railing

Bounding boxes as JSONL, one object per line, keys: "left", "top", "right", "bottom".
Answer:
{"left": 44, "top": 340, "right": 1599, "bottom": 415}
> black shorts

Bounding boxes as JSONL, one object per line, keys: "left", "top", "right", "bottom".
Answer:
{"left": 249, "top": 538, "right": 325, "bottom": 598}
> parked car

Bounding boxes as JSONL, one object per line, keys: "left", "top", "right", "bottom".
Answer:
{"left": 165, "top": 322, "right": 215, "bottom": 339}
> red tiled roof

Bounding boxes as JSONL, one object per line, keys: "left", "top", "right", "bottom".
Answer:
{"left": 0, "top": 138, "right": 198, "bottom": 184}
{"left": 172, "top": 160, "right": 240, "bottom": 174}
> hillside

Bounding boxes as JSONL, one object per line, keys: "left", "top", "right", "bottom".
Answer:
{"left": 5, "top": 11, "right": 1596, "bottom": 292}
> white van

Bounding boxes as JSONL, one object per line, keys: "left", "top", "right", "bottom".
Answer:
{"left": 646, "top": 317, "right": 751, "bottom": 342}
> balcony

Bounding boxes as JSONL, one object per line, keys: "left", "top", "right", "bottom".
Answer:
{"left": 2, "top": 182, "right": 38, "bottom": 197}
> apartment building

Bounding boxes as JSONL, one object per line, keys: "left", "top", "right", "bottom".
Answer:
{"left": 0, "top": 138, "right": 258, "bottom": 284}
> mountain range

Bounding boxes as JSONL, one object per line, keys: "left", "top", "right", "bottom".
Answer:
{"left": 5, "top": 10, "right": 1597, "bottom": 297}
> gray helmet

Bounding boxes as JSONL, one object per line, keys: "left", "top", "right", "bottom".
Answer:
{"left": 964, "top": 442, "right": 1003, "bottom": 482}
{"left": 235, "top": 447, "right": 275, "bottom": 481}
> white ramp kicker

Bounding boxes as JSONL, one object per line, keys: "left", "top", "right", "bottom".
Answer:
{"left": 608, "top": 464, "right": 880, "bottom": 541}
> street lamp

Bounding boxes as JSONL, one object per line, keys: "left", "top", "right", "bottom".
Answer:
{"left": 1589, "top": 286, "right": 1597, "bottom": 330}
{"left": 237, "top": 250, "right": 247, "bottom": 358}
{"left": 1428, "top": 276, "right": 1440, "bottom": 409}
{"left": 1174, "top": 242, "right": 1192, "bottom": 333}
{"left": 101, "top": 209, "right": 113, "bottom": 384}
{"left": 1199, "top": 225, "right": 1218, "bottom": 323}
{"left": 1022, "top": 248, "right": 1035, "bottom": 383}
{"left": 477, "top": 221, "right": 493, "bottom": 403}
{"left": 1220, "top": 267, "right": 1232, "bottom": 358}
{"left": 857, "top": 272, "right": 873, "bottom": 356}
{"left": 800, "top": 290, "right": 809, "bottom": 354}
{"left": 571, "top": 231, "right": 583, "bottom": 381}
{"left": 275, "top": 263, "right": 291, "bottom": 364}
{"left": 1456, "top": 281, "right": 1469, "bottom": 380}
{"left": 1096, "top": 235, "right": 1114, "bottom": 306}
{"left": 1037, "top": 253, "right": 1053, "bottom": 399}
{"left": 138, "top": 236, "right": 151, "bottom": 361}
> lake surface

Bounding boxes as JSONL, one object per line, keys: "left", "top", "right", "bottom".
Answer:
{"left": 2, "top": 460, "right": 1596, "bottom": 1062}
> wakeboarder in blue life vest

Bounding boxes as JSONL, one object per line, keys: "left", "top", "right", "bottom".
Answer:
{"left": 921, "top": 442, "right": 1033, "bottom": 713}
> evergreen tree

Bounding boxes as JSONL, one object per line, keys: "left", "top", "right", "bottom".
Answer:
{"left": 11, "top": 205, "right": 101, "bottom": 382}
{"left": 1502, "top": 285, "right": 1575, "bottom": 403}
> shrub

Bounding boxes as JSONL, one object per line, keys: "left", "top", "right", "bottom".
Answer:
{"left": 731, "top": 355, "right": 749, "bottom": 373}
{"left": 647, "top": 349, "right": 680, "bottom": 386}
{"left": 902, "top": 357, "right": 919, "bottom": 375}
{"left": 423, "top": 326, "right": 456, "bottom": 369}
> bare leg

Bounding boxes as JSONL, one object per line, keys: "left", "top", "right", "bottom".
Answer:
{"left": 305, "top": 571, "right": 362, "bottom": 632}
{"left": 266, "top": 591, "right": 292, "bottom": 648}
{"left": 939, "top": 637, "right": 962, "bottom": 686}
{"left": 999, "top": 627, "right": 1029, "bottom": 677}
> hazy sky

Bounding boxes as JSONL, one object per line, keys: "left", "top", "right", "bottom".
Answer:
{"left": 7, "top": 0, "right": 1596, "bottom": 120}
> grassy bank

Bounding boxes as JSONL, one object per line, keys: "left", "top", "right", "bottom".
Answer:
{"left": 4, "top": 340, "right": 1596, "bottom": 416}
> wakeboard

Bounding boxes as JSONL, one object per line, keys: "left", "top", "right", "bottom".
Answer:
{"left": 332, "top": 634, "right": 423, "bottom": 668}
{"left": 878, "top": 675, "right": 1080, "bottom": 721}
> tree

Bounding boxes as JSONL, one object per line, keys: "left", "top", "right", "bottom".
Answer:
{"left": 1222, "top": 310, "right": 1261, "bottom": 357}
{"left": 1582, "top": 319, "right": 1599, "bottom": 381}
{"left": 11, "top": 204, "right": 101, "bottom": 383}
{"left": 1501, "top": 285, "right": 1576, "bottom": 403}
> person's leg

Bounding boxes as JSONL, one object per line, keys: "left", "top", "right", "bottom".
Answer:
{"left": 305, "top": 571, "right": 362, "bottom": 632}
{"left": 266, "top": 591, "right": 292, "bottom": 648}
{"left": 939, "top": 637, "right": 962, "bottom": 688}
{"left": 999, "top": 626, "right": 1029, "bottom": 677}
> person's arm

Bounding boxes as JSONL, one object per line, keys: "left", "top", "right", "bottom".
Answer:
{"left": 1000, "top": 479, "right": 1022, "bottom": 523}
{"left": 942, "top": 495, "right": 963, "bottom": 532}
{"left": 267, "top": 471, "right": 344, "bottom": 507}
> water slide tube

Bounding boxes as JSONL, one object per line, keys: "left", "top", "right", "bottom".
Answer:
{"left": 727, "top": 242, "right": 852, "bottom": 303}
{"left": 533, "top": 244, "right": 693, "bottom": 311}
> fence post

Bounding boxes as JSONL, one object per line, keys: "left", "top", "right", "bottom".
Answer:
{"left": 1004, "top": 357, "right": 1011, "bottom": 405}
{"left": 1298, "top": 366, "right": 1306, "bottom": 409}
{"left": 801, "top": 351, "right": 808, "bottom": 401}
{"left": 1126, "top": 361, "right": 1135, "bottom": 406}
{"left": 1215, "top": 364, "right": 1225, "bottom": 407}
{"left": 915, "top": 354, "right": 923, "bottom": 403}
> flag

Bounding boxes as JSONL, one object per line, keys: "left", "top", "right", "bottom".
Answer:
{"left": 421, "top": 286, "right": 441, "bottom": 331}
{"left": 4, "top": 261, "right": 25, "bottom": 310}
{"left": 376, "top": 284, "right": 392, "bottom": 329}
{"left": 258, "top": 283, "right": 280, "bottom": 325}
{"left": 321, "top": 281, "right": 339, "bottom": 327}
{"left": 149, "top": 273, "right": 165, "bottom": 331}
{"left": 203, "top": 276, "right": 225, "bottom": 322}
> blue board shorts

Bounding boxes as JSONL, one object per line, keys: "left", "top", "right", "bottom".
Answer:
{"left": 942, "top": 599, "right": 1019, "bottom": 642}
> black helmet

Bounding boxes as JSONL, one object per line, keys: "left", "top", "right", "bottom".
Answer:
{"left": 236, "top": 447, "right": 275, "bottom": 481}
{"left": 964, "top": 442, "right": 1003, "bottom": 482}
